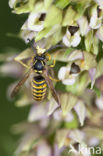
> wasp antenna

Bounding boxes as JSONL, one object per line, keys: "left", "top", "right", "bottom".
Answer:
{"left": 44, "top": 44, "right": 65, "bottom": 53}
{"left": 27, "top": 38, "right": 37, "bottom": 54}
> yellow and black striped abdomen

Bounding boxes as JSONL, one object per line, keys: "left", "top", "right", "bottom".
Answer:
{"left": 31, "top": 75, "right": 47, "bottom": 101}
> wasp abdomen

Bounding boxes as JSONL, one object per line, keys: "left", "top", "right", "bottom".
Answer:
{"left": 31, "top": 75, "right": 47, "bottom": 101}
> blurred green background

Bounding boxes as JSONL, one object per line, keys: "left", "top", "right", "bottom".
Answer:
{"left": 0, "top": 1, "right": 29, "bottom": 155}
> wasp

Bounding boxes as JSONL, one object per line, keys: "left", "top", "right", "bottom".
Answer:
{"left": 11, "top": 40, "right": 64, "bottom": 105}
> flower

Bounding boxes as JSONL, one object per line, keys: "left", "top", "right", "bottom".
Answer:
{"left": 94, "top": 0, "right": 103, "bottom": 9}
{"left": 58, "top": 64, "right": 80, "bottom": 85}
{"left": 22, "top": 12, "right": 46, "bottom": 32}
{"left": 89, "top": 5, "right": 103, "bottom": 29}
{"left": 63, "top": 26, "right": 81, "bottom": 47}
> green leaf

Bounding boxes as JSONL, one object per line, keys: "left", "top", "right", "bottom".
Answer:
{"left": 44, "top": 5, "right": 62, "bottom": 27}
{"left": 55, "top": 0, "right": 71, "bottom": 9}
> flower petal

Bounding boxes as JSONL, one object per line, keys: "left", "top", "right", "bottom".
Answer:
{"left": 0, "top": 62, "right": 23, "bottom": 77}
{"left": 85, "top": 30, "right": 93, "bottom": 52}
{"left": 44, "top": 0, "right": 53, "bottom": 9}
{"left": 28, "top": 104, "right": 47, "bottom": 122}
{"left": 55, "top": 0, "right": 70, "bottom": 9}
{"left": 96, "top": 96, "right": 103, "bottom": 110}
{"left": 83, "top": 52, "right": 97, "bottom": 70}
{"left": 9, "top": 0, "right": 16, "bottom": 8}
{"left": 56, "top": 129, "right": 69, "bottom": 148}
{"left": 63, "top": 77, "right": 77, "bottom": 85}
{"left": 74, "top": 100, "right": 86, "bottom": 126}
{"left": 94, "top": 0, "right": 103, "bottom": 9}
{"left": 53, "top": 109, "right": 63, "bottom": 121}
{"left": 58, "top": 67, "right": 67, "bottom": 80}
{"left": 21, "top": 30, "right": 35, "bottom": 43}
{"left": 65, "top": 111, "right": 74, "bottom": 122}
{"left": 69, "top": 129, "right": 85, "bottom": 143}
{"left": 71, "top": 32, "right": 81, "bottom": 47}
{"left": 44, "top": 5, "right": 62, "bottom": 27}
{"left": 47, "top": 98, "right": 58, "bottom": 116}
{"left": 60, "top": 93, "right": 78, "bottom": 115}
{"left": 37, "top": 142, "right": 52, "bottom": 156}
{"left": 96, "top": 25, "right": 103, "bottom": 42}
{"left": 88, "top": 137, "right": 99, "bottom": 146}
{"left": 14, "top": 48, "right": 33, "bottom": 61}
{"left": 15, "top": 94, "right": 33, "bottom": 107}
{"left": 62, "top": 35, "right": 71, "bottom": 47}
{"left": 62, "top": 6, "right": 78, "bottom": 26}
{"left": 68, "top": 50, "right": 84, "bottom": 61}
{"left": 77, "top": 16, "right": 90, "bottom": 36}
{"left": 28, "top": 12, "right": 44, "bottom": 31}
{"left": 89, "top": 67, "right": 96, "bottom": 89}
{"left": 89, "top": 5, "right": 102, "bottom": 29}
{"left": 54, "top": 144, "right": 64, "bottom": 156}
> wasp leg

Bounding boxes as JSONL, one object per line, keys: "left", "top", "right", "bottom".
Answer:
{"left": 46, "top": 53, "right": 56, "bottom": 68}
{"left": 49, "top": 75, "right": 60, "bottom": 82}
{"left": 46, "top": 53, "right": 51, "bottom": 61}
{"left": 49, "top": 60, "right": 56, "bottom": 68}
{"left": 48, "top": 67, "right": 60, "bottom": 82}
{"left": 14, "top": 57, "right": 30, "bottom": 69}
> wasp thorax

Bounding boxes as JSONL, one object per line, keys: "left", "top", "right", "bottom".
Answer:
{"left": 33, "top": 61, "right": 44, "bottom": 70}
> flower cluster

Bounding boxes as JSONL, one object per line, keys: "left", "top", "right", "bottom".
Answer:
{"left": 1, "top": 0, "right": 103, "bottom": 155}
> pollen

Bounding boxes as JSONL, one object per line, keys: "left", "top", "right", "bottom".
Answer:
{"left": 36, "top": 46, "right": 45, "bottom": 55}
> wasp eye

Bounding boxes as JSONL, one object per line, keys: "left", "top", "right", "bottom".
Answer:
{"left": 70, "top": 63, "right": 80, "bottom": 74}
{"left": 68, "top": 26, "right": 79, "bottom": 36}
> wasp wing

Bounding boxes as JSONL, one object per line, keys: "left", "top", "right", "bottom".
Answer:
{"left": 11, "top": 70, "right": 31, "bottom": 98}
{"left": 43, "top": 68, "right": 60, "bottom": 106}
